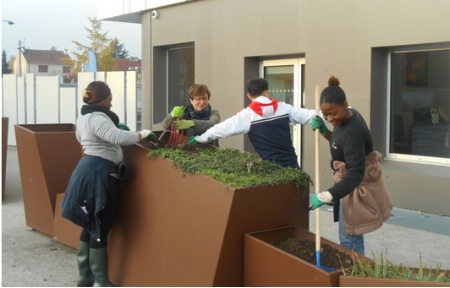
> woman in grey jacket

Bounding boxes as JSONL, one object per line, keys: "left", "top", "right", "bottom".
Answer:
{"left": 61, "top": 81, "right": 154, "bottom": 286}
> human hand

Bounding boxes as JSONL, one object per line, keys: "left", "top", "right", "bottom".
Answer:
{"left": 174, "top": 120, "right": 195, "bottom": 130}
{"left": 188, "top": 136, "right": 201, "bottom": 145}
{"left": 309, "top": 191, "right": 333, "bottom": 210}
{"left": 171, "top": 106, "right": 184, "bottom": 118}
{"left": 139, "top": 129, "right": 156, "bottom": 140}
{"left": 311, "top": 116, "right": 329, "bottom": 135}
{"left": 118, "top": 122, "right": 130, "bottom": 131}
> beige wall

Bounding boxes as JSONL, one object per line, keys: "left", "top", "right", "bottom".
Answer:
{"left": 138, "top": 0, "right": 450, "bottom": 215}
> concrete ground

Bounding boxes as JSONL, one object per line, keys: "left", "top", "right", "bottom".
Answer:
{"left": 2, "top": 146, "right": 450, "bottom": 287}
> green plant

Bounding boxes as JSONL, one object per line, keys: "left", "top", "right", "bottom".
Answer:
{"left": 344, "top": 251, "right": 449, "bottom": 282}
{"left": 146, "top": 145, "right": 312, "bottom": 189}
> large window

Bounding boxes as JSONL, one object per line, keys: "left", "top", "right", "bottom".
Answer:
{"left": 168, "top": 47, "right": 195, "bottom": 110}
{"left": 389, "top": 48, "right": 450, "bottom": 163}
{"left": 153, "top": 44, "right": 194, "bottom": 124}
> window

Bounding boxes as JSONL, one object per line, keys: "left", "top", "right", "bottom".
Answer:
{"left": 153, "top": 43, "right": 194, "bottom": 123}
{"left": 168, "top": 47, "right": 195, "bottom": 111}
{"left": 389, "top": 48, "right": 450, "bottom": 164}
{"left": 38, "top": 65, "right": 48, "bottom": 72}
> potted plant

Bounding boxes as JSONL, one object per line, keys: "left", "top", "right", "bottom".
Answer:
{"left": 243, "top": 225, "right": 367, "bottom": 287}
{"left": 106, "top": 141, "right": 312, "bottom": 286}
{"left": 339, "top": 251, "right": 450, "bottom": 287}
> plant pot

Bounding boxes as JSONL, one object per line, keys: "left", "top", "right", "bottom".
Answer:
{"left": 244, "top": 226, "right": 365, "bottom": 287}
{"left": 2, "top": 117, "right": 8, "bottom": 201}
{"left": 14, "top": 124, "right": 82, "bottom": 236}
{"left": 339, "top": 274, "right": 450, "bottom": 287}
{"left": 107, "top": 143, "right": 310, "bottom": 286}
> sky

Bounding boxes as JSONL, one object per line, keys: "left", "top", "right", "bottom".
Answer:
{"left": 1, "top": 0, "right": 142, "bottom": 60}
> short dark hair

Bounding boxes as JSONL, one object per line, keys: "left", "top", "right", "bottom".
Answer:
{"left": 247, "top": 77, "right": 268, "bottom": 97}
{"left": 320, "top": 76, "right": 346, "bottom": 105}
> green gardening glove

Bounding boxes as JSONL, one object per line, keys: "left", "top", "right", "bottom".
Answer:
{"left": 171, "top": 106, "right": 184, "bottom": 118}
{"left": 118, "top": 122, "right": 130, "bottom": 131}
{"left": 174, "top": 120, "right": 195, "bottom": 130}
{"left": 311, "top": 116, "right": 329, "bottom": 135}
{"left": 310, "top": 191, "right": 333, "bottom": 210}
{"left": 188, "top": 136, "right": 200, "bottom": 145}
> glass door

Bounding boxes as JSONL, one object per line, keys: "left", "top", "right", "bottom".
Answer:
{"left": 261, "top": 58, "right": 306, "bottom": 167}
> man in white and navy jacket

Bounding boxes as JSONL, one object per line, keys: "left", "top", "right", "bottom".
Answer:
{"left": 189, "top": 77, "right": 321, "bottom": 168}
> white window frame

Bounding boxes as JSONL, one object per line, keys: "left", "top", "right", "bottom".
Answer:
{"left": 260, "top": 58, "right": 306, "bottom": 167}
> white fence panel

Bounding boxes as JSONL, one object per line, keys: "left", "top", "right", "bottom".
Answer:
{"left": 60, "top": 86, "right": 78, "bottom": 124}
{"left": 17, "top": 76, "right": 26, "bottom": 125}
{"left": 106, "top": 71, "right": 126, "bottom": 124}
{"left": 25, "top": 74, "right": 35, "bottom": 124}
{"left": 126, "top": 71, "right": 137, "bottom": 131}
{"left": 96, "top": 72, "right": 106, "bottom": 83}
{"left": 2, "top": 74, "right": 18, "bottom": 146}
{"left": 2, "top": 72, "right": 138, "bottom": 147}
{"left": 35, "top": 76, "right": 59, "bottom": 124}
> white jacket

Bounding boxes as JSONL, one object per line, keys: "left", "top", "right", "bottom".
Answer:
{"left": 198, "top": 96, "right": 318, "bottom": 167}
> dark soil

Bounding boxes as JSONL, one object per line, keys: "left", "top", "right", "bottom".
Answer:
{"left": 272, "top": 237, "right": 355, "bottom": 270}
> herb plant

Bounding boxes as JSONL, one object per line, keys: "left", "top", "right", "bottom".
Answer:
{"left": 146, "top": 145, "right": 311, "bottom": 189}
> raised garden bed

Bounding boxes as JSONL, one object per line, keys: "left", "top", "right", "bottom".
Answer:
{"left": 244, "top": 226, "right": 366, "bottom": 286}
{"left": 107, "top": 141, "right": 312, "bottom": 286}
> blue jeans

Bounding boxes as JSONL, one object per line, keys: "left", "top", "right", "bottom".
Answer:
{"left": 339, "top": 200, "right": 365, "bottom": 255}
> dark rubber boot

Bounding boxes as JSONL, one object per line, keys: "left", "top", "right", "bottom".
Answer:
{"left": 89, "top": 247, "right": 116, "bottom": 287}
{"left": 77, "top": 242, "right": 94, "bottom": 287}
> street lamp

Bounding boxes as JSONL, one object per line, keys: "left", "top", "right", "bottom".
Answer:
{"left": 2, "top": 20, "right": 15, "bottom": 25}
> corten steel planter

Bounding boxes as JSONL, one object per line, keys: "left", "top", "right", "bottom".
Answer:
{"left": 339, "top": 274, "right": 450, "bottom": 287}
{"left": 2, "top": 117, "right": 8, "bottom": 201}
{"left": 14, "top": 124, "right": 82, "bottom": 236}
{"left": 107, "top": 142, "right": 310, "bottom": 287}
{"left": 53, "top": 193, "right": 82, "bottom": 249}
{"left": 244, "top": 226, "right": 365, "bottom": 287}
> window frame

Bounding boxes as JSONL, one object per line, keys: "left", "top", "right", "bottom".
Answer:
{"left": 152, "top": 42, "right": 194, "bottom": 125}
{"left": 38, "top": 65, "right": 48, "bottom": 73}
{"left": 386, "top": 44, "right": 450, "bottom": 166}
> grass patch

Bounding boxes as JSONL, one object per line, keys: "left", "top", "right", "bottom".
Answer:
{"left": 344, "top": 251, "right": 449, "bottom": 282}
{"left": 146, "top": 145, "right": 311, "bottom": 189}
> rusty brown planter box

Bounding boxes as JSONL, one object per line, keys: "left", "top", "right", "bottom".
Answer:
{"left": 107, "top": 143, "right": 310, "bottom": 286}
{"left": 244, "top": 226, "right": 359, "bottom": 287}
{"left": 2, "top": 117, "right": 8, "bottom": 201}
{"left": 339, "top": 275, "right": 450, "bottom": 287}
{"left": 14, "top": 124, "right": 82, "bottom": 236}
{"left": 53, "top": 193, "right": 82, "bottom": 249}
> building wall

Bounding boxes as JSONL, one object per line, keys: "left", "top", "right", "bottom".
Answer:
{"left": 137, "top": 0, "right": 450, "bottom": 215}
{"left": 27, "top": 64, "right": 67, "bottom": 76}
{"left": 13, "top": 54, "right": 67, "bottom": 77}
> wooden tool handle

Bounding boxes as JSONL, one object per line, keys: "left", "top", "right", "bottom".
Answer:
{"left": 315, "top": 85, "right": 321, "bottom": 252}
